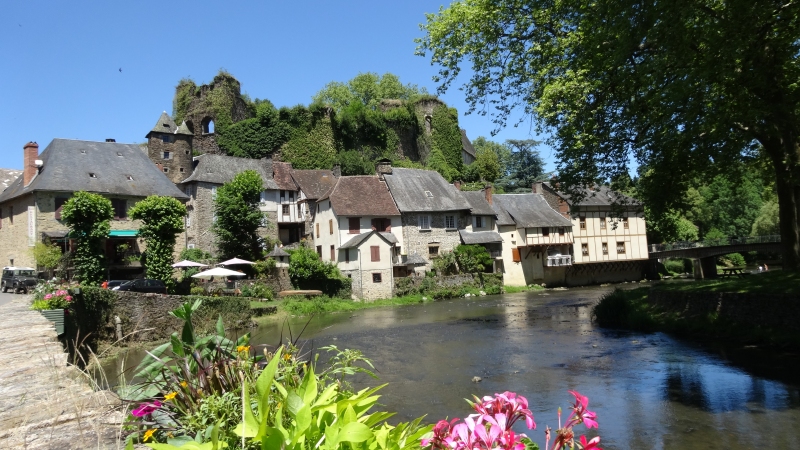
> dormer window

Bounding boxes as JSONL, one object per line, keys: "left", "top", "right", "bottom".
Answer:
{"left": 89, "top": 173, "right": 97, "bottom": 178}
{"left": 126, "top": 175, "right": 134, "bottom": 181}
{"left": 425, "top": 191, "right": 433, "bottom": 198}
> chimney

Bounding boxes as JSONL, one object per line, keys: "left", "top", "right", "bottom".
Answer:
{"left": 105, "top": 138, "right": 116, "bottom": 142}
{"left": 484, "top": 184, "right": 493, "bottom": 205}
{"left": 23, "top": 142, "right": 39, "bottom": 186}
{"left": 332, "top": 164, "right": 341, "bottom": 178}
{"left": 375, "top": 159, "right": 392, "bottom": 181}
{"left": 532, "top": 182, "right": 543, "bottom": 194}
{"left": 453, "top": 180, "right": 461, "bottom": 190}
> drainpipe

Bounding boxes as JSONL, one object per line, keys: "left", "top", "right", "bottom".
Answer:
{"left": 357, "top": 248, "right": 363, "bottom": 300}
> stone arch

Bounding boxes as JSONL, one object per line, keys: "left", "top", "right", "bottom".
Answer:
{"left": 201, "top": 117, "right": 215, "bottom": 134}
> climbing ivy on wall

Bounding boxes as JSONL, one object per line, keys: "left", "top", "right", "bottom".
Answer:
{"left": 173, "top": 78, "right": 197, "bottom": 125}
{"left": 61, "top": 191, "right": 113, "bottom": 286}
{"left": 430, "top": 105, "right": 464, "bottom": 175}
{"left": 282, "top": 111, "right": 338, "bottom": 170}
{"left": 129, "top": 196, "right": 187, "bottom": 292}
{"left": 216, "top": 101, "right": 291, "bottom": 158}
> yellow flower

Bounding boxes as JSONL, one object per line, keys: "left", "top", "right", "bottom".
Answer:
{"left": 180, "top": 381, "right": 188, "bottom": 388}
{"left": 237, "top": 345, "right": 250, "bottom": 353}
{"left": 283, "top": 353, "right": 292, "bottom": 361}
{"left": 164, "top": 391, "right": 177, "bottom": 401}
{"left": 143, "top": 429, "right": 156, "bottom": 442}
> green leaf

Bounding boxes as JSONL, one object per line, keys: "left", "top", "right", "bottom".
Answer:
{"left": 215, "top": 315, "right": 225, "bottom": 337}
{"left": 337, "top": 422, "right": 373, "bottom": 443}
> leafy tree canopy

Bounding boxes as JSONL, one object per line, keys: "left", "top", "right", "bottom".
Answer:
{"left": 129, "top": 196, "right": 187, "bottom": 290}
{"left": 61, "top": 191, "right": 113, "bottom": 285}
{"left": 213, "top": 170, "right": 265, "bottom": 261}
{"left": 312, "top": 72, "right": 428, "bottom": 113}
{"left": 495, "top": 139, "right": 547, "bottom": 193}
{"left": 418, "top": 0, "right": 800, "bottom": 269}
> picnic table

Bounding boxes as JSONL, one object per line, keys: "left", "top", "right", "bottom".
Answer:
{"left": 720, "top": 267, "right": 749, "bottom": 278}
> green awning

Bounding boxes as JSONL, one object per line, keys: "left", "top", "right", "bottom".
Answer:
{"left": 108, "top": 230, "right": 138, "bottom": 237}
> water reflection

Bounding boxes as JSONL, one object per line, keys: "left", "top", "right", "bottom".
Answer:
{"left": 102, "top": 286, "right": 800, "bottom": 449}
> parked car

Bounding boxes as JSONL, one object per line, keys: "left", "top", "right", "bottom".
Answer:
{"left": 106, "top": 280, "right": 127, "bottom": 289}
{"left": 1, "top": 267, "right": 38, "bottom": 294}
{"left": 114, "top": 279, "right": 167, "bottom": 294}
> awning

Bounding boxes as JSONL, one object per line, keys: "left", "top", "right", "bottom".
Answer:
{"left": 108, "top": 230, "right": 138, "bottom": 238}
{"left": 42, "top": 230, "right": 69, "bottom": 239}
{"left": 459, "top": 229, "right": 503, "bottom": 245}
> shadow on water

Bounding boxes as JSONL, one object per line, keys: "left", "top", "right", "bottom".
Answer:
{"left": 101, "top": 284, "right": 800, "bottom": 450}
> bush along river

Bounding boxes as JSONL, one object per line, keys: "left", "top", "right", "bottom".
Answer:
{"left": 101, "top": 285, "right": 800, "bottom": 449}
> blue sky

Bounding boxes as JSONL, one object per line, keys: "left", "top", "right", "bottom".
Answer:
{"left": 0, "top": 1, "right": 555, "bottom": 171}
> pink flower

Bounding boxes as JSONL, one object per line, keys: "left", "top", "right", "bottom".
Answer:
{"left": 65, "top": 296, "right": 72, "bottom": 302}
{"left": 566, "top": 391, "right": 598, "bottom": 429}
{"left": 471, "top": 391, "right": 536, "bottom": 430}
{"left": 44, "top": 294, "right": 52, "bottom": 300}
{"left": 131, "top": 400, "right": 161, "bottom": 417}
{"left": 421, "top": 418, "right": 458, "bottom": 449}
{"left": 579, "top": 435, "right": 602, "bottom": 450}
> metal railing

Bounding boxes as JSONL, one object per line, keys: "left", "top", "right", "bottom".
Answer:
{"left": 488, "top": 250, "right": 502, "bottom": 258}
{"left": 546, "top": 255, "right": 572, "bottom": 266}
{"left": 649, "top": 235, "right": 781, "bottom": 253}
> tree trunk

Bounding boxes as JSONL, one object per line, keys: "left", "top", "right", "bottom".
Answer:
{"left": 769, "top": 144, "right": 800, "bottom": 271}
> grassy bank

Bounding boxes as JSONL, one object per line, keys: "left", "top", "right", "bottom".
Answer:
{"left": 593, "top": 272, "right": 800, "bottom": 348}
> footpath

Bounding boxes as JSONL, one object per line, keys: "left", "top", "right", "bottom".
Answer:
{"left": 0, "top": 295, "right": 122, "bottom": 449}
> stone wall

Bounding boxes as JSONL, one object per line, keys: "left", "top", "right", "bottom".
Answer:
{"left": 401, "top": 212, "right": 468, "bottom": 267}
{"left": 647, "top": 290, "right": 800, "bottom": 332}
{"left": 0, "top": 193, "right": 36, "bottom": 267}
{"left": 565, "top": 260, "right": 648, "bottom": 286}
{"left": 147, "top": 133, "right": 193, "bottom": 184}
{"left": 105, "top": 291, "right": 253, "bottom": 342}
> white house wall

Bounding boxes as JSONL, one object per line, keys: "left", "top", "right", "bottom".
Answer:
{"left": 571, "top": 208, "right": 648, "bottom": 263}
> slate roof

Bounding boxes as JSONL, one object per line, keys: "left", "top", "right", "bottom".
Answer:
{"left": 266, "top": 244, "right": 290, "bottom": 258}
{"left": 550, "top": 183, "right": 641, "bottom": 206}
{"left": 320, "top": 176, "right": 400, "bottom": 217}
{"left": 272, "top": 162, "right": 298, "bottom": 190}
{"left": 0, "top": 169, "right": 23, "bottom": 192}
{"left": 0, "top": 139, "right": 188, "bottom": 203}
{"left": 404, "top": 253, "right": 428, "bottom": 265}
{"left": 492, "top": 194, "right": 572, "bottom": 228}
{"left": 461, "top": 191, "right": 497, "bottom": 216}
{"left": 459, "top": 229, "right": 503, "bottom": 244}
{"left": 383, "top": 168, "right": 471, "bottom": 212}
{"left": 180, "top": 154, "right": 279, "bottom": 189}
{"left": 340, "top": 231, "right": 399, "bottom": 249}
{"left": 461, "top": 129, "right": 476, "bottom": 159}
{"left": 291, "top": 170, "right": 336, "bottom": 200}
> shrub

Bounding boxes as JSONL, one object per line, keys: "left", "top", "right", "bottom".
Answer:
{"left": 719, "top": 252, "right": 746, "bottom": 267}
{"left": 240, "top": 282, "right": 274, "bottom": 300}
{"left": 288, "top": 245, "right": 350, "bottom": 296}
{"left": 454, "top": 244, "right": 493, "bottom": 273}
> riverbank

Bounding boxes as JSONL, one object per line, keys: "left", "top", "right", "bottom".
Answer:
{"left": 593, "top": 271, "right": 800, "bottom": 348}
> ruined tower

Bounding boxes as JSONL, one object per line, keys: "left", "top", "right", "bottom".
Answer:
{"left": 146, "top": 112, "right": 194, "bottom": 184}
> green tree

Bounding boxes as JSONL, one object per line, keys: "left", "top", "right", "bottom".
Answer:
{"left": 61, "top": 191, "right": 113, "bottom": 285}
{"left": 31, "top": 242, "right": 62, "bottom": 276}
{"left": 472, "top": 145, "right": 502, "bottom": 182}
{"left": 418, "top": 0, "right": 800, "bottom": 269}
{"left": 454, "top": 244, "right": 493, "bottom": 273}
{"left": 213, "top": 171, "right": 265, "bottom": 261}
{"left": 751, "top": 200, "right": 781, "bottom": 236}
{"left": 473, "top": 137, "right": 512, "bottom": 177}
{"left": 216, "top": 100, "right": 290, "bottom": 158}
{"left": 337, "top": 150, "right": 375, "bottom": 176}
{"left": 496, "top": 139, "right": 546, "bottom": 193}
{"left": 287, "top": 245, "right": 348, "bottom": 295}
{"left": 129, "top": 196, "right": 187, "bottom": 291}
{"left": 312, "top": 72, "right": 427, "bottom": 112}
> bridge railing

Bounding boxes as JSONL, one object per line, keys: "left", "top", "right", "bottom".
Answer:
{"left": 649, "top": 235, "right": 781, "bottom": 253}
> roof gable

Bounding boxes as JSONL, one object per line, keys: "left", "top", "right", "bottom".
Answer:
{"left": 383, "top": 168, "right": 471, "bottom": 212}
{"left": 0, "top": 139, "right": 188, "bottom": 203}
{"left": 291, "top": 170, "right": 336, "bottom": 200}
{"left": 340, "top": 230, "right": 398, "bottom": 249}
{"left": 180, "top": 154, "right": 278, "bottom": 189}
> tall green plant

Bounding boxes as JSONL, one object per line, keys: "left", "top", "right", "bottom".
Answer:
{"left": 213, "top": 171, "right": 265, "bottom": 260}
{"left": 129, "top": 196, "right": 187, "bottom": 291}
{"left": 61, "top": 191, "right": 113, "bottom": 285}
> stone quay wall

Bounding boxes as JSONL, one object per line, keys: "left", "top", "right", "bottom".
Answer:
{"left": 647, "top": 290, "right": 800, "bottom": 332}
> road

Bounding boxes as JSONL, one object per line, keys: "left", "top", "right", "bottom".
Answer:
{"left": 0, "top": 291, "right": 21, "bottom": 307}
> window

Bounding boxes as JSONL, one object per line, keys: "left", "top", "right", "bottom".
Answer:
{"left": 623, "top": 217, "right": 629, "bottom": 229}
{"left": 163, "top": 167, "right": 169, "bottom": 173}
{"left": 186, "top": 207, "right": 193, "bottom": 227}
{"left": 511, "top": 248, "right": 521, "bottom": 262}
{"left": 372, "top": 273, "right": 382, "bottom": 283}
{"left": 282, "top": 204, "right": 290, "bottom": 215}
{"left": 428, "top": 244, "right": 439, "bottom": 256}
{"left": 316, "top": 245, "right": 322, "bottom": 257}
{"left": 112, "top": 199, "right": 127, "bottom": 220}
{"left": 260, "top": 191, "right": 267, "bottom": 203}
{"left": 289, "top": 191, "right": 294, "bottom": 202}
{"left": 54, "top": 197, "right": 68, "bottom": 220}
{"left": 163, "top": 151, "right": 171, "bottom": 160}
{"left": 345, "top": 249, "right": 350, "bottom": 263}
{"left": 418, "top": 215, "right": 430, "bottom": 230}
{"left": 9, "top": 206, "right": 12, "bottom": 224}
{"left": 371, "top": 218, "right": 391, "bottom": 232}
{"left": 330, "top": 245, "right": 335, "bottom": 261}
{"left": 579, "top": 217, "right": 586, "bottom": 229}
{"left": 280, "top": 190, "right": 286, "bottom": 202}
{"left": 475, "top": 216, "right": 483, "bottom": 228}
{"left": 329, "top": 219, "right": 333, "bottom": 234}
{"left": 425, "top": 191, "right": 433, "bottom": 198}
{"left": 161, "top": 135, "right": 172, "bottom": 143}
{"left": 558, "top": 227, "right": 565, "bottom": 235}
{"left": 445, "top": 215, "right": 455, "bottom": 229}
{"left": 211, "top": 186, "right": 217, "bottom": 199}
{"left": 371, "top": 246, "right": 380, "bottom": 262}
{"left": 315, "top": 223, "right": 320, "bottom": 238}
{"left": 349, "top": 217, "right": 360, "bottom": 234}
{"left": 600, "top": 217, "right": 606, "bottom": 229}
{"left": 581, "top": 243, "right": 589, "bottom": 256}
{"left": 542, "top": 227, "right": 550, "bottom": 237}
{"left": 617, "top": 241, "right": 626, "bottom": 254}
{"left": 602, "top": 242, "right": 608, "bottom": 255}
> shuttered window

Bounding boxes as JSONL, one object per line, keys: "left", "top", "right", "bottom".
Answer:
{"left": 112, "top": 199, "right": 127, "bottom": 220}
{"left": 315, "top": 223, "right": 320, "bottom": 238}
{"left": 345, "top": 249, "right": 350, "bottom": 263}
{"left": 370, "top": 246, "right": 380, "bottom": 262}
{"left": 330, "top": 245, "right": 335, "bottom": 261}
{"left": 54, "top": 197, "right": 68, "bottom": 220}
{"left": 349, "top": 217, "right": 360, "bottom": 234}
{"left": 512, "top": 248, "right": 521, "bottom": 262}
{"left": 371, "top": 218, "right": 391, "bottom": 232}
{"left": 329, "top": 219, "right": 333, "bottom": 234}
{"left": 542, "top": 227, "right": 549, "bottom": 237}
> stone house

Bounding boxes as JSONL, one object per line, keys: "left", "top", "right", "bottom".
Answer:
{"left": 382, "top": 166, "right": 472, "bottom": 271}
{"left": 272, "top": 162, "right": 305, "bottom": 245}
{"left": 178, "top": 153, "right": 279, "bottom": 254}
{"left": 145, "top": 112, "right": 194, "bottom": 184}
{"left": 313, "top": 176, "right": 403, "bottom": 299}
{"left": 537, "top": 182, "right": 649, "bottom": 284}
{"left": 290, "top": 168, "right": 337, "bottom": 240}
{"left": 459, "top": 188, "right": 504, "bottom": 272}
{"left": 0, "top": 139, "right": 188, "bottom": 274}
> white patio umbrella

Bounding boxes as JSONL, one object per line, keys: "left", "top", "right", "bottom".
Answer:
{"left": 171, "top": 259, "right": 208, "bottom": 268}
{"left": 191, "top": 267, "right": 246, "bottom": 279}
{"left": 218, "top": 257, "right": 255, "bottom": 266}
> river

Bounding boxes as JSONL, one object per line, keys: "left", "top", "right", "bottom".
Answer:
{"left": 103, "top": 285, "right": 800, "bottom": 449}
